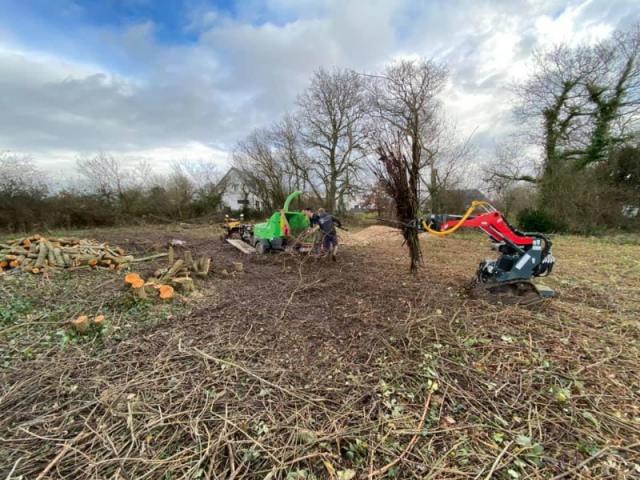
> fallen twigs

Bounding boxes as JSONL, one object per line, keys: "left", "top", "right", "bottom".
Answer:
{"left": 368, "top": 390, "right": 433, "bottom": 478}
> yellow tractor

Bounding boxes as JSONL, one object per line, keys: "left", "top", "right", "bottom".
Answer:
{"left": 220, "top": 214, "right": 246, "bottom": 241}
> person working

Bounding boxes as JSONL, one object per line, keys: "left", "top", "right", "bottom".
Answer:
{"left": 303, "top": 207, "right": 319, "bottom": 228}
{"left": 316, "top": 208, "right": 342, "bottom": 260}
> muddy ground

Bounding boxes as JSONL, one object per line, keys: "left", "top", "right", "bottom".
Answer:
{"left": 1, "top": 225, "right": 639, "bottom": 479}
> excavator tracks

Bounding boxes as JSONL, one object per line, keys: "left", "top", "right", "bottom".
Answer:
{"left": 466, "top": 279, "right": 552, "bottom": 308}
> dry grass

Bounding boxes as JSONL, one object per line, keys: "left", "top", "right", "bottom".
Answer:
{"left": 1, "top": 226, "right": 639, "bottom": 479}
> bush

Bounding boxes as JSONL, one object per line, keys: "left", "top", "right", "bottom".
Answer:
{"left": 516, "top": 208, "right": 562, "bottom": 233}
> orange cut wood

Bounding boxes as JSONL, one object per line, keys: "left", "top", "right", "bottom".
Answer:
{"left": 158, "top": 285, "right": 175, "bottom": 300}
{"left": 72, "top": 315, "right": 90, "bottom": 333}
{"left": 125, "top": 273, "right": 142, "bottom": 284}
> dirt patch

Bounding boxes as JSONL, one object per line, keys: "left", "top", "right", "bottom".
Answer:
{"left": 1, "top": 226, "right": 639, "bottom": 479}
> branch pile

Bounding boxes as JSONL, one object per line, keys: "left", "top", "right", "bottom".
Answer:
{"left": 374, "top": 143, "right": 422, "bottom": 272}
{"left": 157, "top": 247, "right": 211, "bottom": 281}
{"left": 124, "top": 247, "right": 212, "bottom": 299}
{"left": 0, "top": 235, "right": 134, "bottom": 274}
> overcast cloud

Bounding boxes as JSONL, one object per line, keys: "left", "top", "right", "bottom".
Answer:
{"left": 0, "top": 0, "right": 638, "bottom": 179}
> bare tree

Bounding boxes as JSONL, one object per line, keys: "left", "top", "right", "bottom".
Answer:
{"left": 361, "top": 181, "right": 393, "bottom": 217}
{"left": 484, "top": 142, "right": 540, "bottom": 187}
{"left": 233, "top": 128, "right": 289, "bottom": 211}
{"left": 483, "top": 143, "right": 539, "bottom": 218}
{"left": 0, "top": 152, "right": 47, "bottom": 198}
{"left": 297, "top": 68, "right": 368, "bottom": 212}
{"left": 423, "top": 123, "right": 475, "bottom": 212}
{"left": 164, "top": 164, "right": 196, "bottom": 219}
{"left": 174, "top": 159, "right": 220, "bottom": 190}
{"left": 77, "top": 153, "right": 155, "bottom": 218}
{"left": 77, "top": 153, "right": 128, "bottom": 205}
{"left": 367, "top": 59, "right": 449, "bottom": 208}
{"left": 271, "top": 115, "right": 311, "bottom": 198}
{"left": 0, "top": 152, "right": 48, "bottom": 231}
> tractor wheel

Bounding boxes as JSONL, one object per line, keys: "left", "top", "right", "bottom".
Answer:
{"left": 255, "top": 240, "right": 270, "bottom": 255}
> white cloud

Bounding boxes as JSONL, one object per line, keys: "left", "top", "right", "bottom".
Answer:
{"left": 0, "top": 0, "right": 638, "bottom": 186}
{"left": 534, "top": 0, "right": 614, "bottom": 47}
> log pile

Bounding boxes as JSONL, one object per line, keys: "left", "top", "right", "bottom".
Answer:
{"left": 0, "top": 235, "right": 134, "bottom": 274}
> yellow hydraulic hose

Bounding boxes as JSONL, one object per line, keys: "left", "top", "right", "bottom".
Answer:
{"left": 421, "top": 200, "right": 492, "bottom": 237}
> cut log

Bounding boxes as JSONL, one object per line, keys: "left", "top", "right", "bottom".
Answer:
{"left": 34, "top": 242, "right": 49, "bottom": 269}
{"left": 196, "top": 257, "right": 211, "bottom": 278}
{"left": 160, "top": 259, "right": 184, "bottom": 281}
{"left": 184, "top": 250, "right": 193, "bottom": 269}
{"left": 47, "top": 247, "right": 56, "bottom": 267}
{"left": 104, "top": 254, "right": 134, "bottom": 264}
{"left": 2, "top": 235, "right": 171, "bottom": 275}
{"left": 172, "top": 277, "right": 194, "bottom": 294}
{"left": 53, "top": 248, "right": 65, "bottom": 266}
{"left": 133, "top": 286, "right": 147, "bottom": 299}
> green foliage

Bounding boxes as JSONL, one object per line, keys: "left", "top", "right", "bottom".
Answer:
{"left": 515, "top": 435, "right": 545, "bottom": 465}
{"left": 0, "top": 298, "right": 33, "bottom": 326}
{"left": 516, "top": 208, "right": 561, "bottom": 233}
{"left": 343, "top": 438, "right": 368, "bottom": 464}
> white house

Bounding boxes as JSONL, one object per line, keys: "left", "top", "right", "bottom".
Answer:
{"left": 216, "top": 167, "right": 262, "bottom": 211}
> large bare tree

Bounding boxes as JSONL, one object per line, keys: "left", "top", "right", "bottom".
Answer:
{"left": 367, "top": 59, "right": 448, "bottom": 272}
{"left": 367, "top": 59, "right": 449, "bottom": 210}
{"left": 297, "top": 68, "right": 368, "bottom": 212}
{"left": 233, "top": 128, "right": 289, "bottom": 211}
{"left": 76, "top": 153, "right": 150, "bottom": 216}
{"left": 271, "top": 115, "right": 311, "bottom": 201}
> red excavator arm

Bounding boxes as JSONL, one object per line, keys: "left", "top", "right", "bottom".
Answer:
{"left": 421, "top": 201, "right": 556, "bottom": 304}
{"left": 437, "top": 211, "right": 534, "bottom": 247}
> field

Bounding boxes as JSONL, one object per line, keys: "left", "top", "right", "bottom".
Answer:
{"left": 1, "top": 225, "right": 639, "bottom": 479}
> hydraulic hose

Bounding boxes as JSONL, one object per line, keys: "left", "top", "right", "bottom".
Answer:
{"left": 421, "top": 201, "right": 492, "bottom": 237}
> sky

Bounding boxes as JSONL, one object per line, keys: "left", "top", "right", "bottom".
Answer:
{"left": 1, "top": 0, "right": 639, "bottom": 181}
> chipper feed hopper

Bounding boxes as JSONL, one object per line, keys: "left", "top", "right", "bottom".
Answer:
{"left": 222, "top": 191, "right": 311, "bottom": 255}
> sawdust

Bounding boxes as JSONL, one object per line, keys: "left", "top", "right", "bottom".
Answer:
{"left": 342, "top": 225, "right": 403, "bottom": 245}
{"left": 343, "top": 224, "right": 431, "bottom": 246}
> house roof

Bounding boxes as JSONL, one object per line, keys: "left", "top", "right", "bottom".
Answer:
{"left": 216, "top": 167, "right": 251, "bottom": 191}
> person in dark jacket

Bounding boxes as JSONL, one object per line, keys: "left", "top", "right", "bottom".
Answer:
{"left": 316, "top": 208, "right": 342, "bottom": 259}
{"left": 303, "top": 207, "right": 321, "bottom": 253}
{"left": 303, "top": 207, "right": 319, "bottom": 228}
